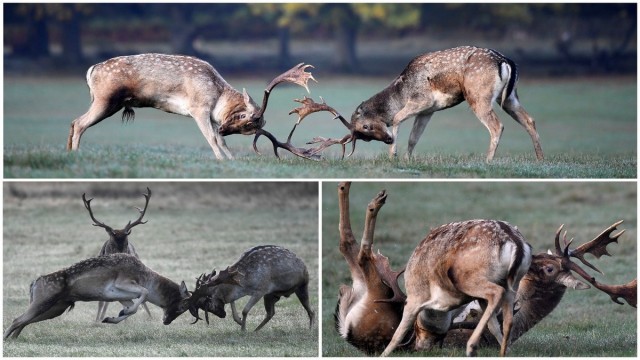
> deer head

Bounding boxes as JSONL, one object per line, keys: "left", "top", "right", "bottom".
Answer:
{"left": 185, "top": 267, "right": 243, "bottom": 324}
{"left": 82, "top": 187, "right": 152, "bottom": 249}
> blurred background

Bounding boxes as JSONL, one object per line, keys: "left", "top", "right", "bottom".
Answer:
{"left": 4, "top": 3, "right": 636, "bottom": 76}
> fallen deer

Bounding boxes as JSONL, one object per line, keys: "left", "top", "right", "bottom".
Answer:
{"left": 3, "top": 253, "right": 239, "bottom": 339}
{"left": 188, "top": 245, "right": 315, "bottom": 331}
{"left": 66, "top": 53, "right": 316, "bottom": 160}
{"left": 304, "top": 46, "right": 544, "bottom": 161}
{"left": 333, "top": 182, "right": 408, "bottom": 355}
{"left": 331, "top": 186, "right": 636, "bottom": 355}
{"left": 81, "top": 187, "right": 153, "bottom": 321}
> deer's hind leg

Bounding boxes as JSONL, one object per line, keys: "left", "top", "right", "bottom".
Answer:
{"left": 67, "top": 97, "right": 125, "bottom": 151}
{"left": 467, "top": 93, "right": 504, "bottom": 162}
{"left": 294, "top": 281, "right": 316, "bottom": 328}
{"left": 501, "top": 90, "right": 544, "bottom": 161}
{"left": 4, "top": 300, "right": 73, "bottom": 339}
{"left": 254, "top": 294, "right": 280, "bottom": 331}
{"left": 101, "top": 280, "right": 149, "bottom": 324}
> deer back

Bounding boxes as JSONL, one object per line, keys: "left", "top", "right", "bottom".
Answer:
{"left": 405, "top": 219, "right": 531, "bottom": 306}
{"left": 208, "top": 245, "right": 308, "bottom": 301}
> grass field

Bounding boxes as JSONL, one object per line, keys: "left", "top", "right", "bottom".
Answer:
{"left": 3, "top": 75, "right": 636, "bottom": 178}
{"left": 321, "top": 182, "right": 637, "bottom": 357}
{"left": 3, "top": 182, "right": 319, "bottom": 357}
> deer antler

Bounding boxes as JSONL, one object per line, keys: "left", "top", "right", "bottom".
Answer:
{"left": 373, "top": 251, "right": 407, "bottom": 304}
{"left": 123, "top": 187, "right": 152, "bottom": 234}
{"left": 254, "top": 63, "right": 316, "bottom": 121}
{"left": 82, "top": 193, "right": 114, "bottom": 233}
{"left": 188, "top": 267, "right": 243, "bottom": 323}
{"left": 555, "top": 221, "right": 637, "bottom": 308}
{"left": 287, "top": 96, "right": 356, "bottom": 159}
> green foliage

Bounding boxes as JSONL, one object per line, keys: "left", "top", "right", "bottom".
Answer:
{"left": 321, "top": 182, "right": 637, "bottom": 356}
{"left": 3, "top": 183, "right": 319, "bottom": 357}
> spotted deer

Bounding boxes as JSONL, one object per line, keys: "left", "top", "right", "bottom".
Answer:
{"left": 188, "top": 245, "right": 315, "bottom": 331}
{"left": 330, "top": 186, "right": 636, "bottom": 356}
{"left": 3, "top": 253, "right": 239, "bottom": 339}
{"left": 66, "top": 53, "right": 316, "bottom": 159}
{"left": 81, "top": 187, "right": 153, "bottom": 321}
{"left": 302, "top": 46, "right": 544, "bottom": 161}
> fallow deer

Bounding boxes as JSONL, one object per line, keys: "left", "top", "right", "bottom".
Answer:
{"left": 81, "top": 187, "right": 153, "bottom": 321}
{"left": 298, "top": 46, "right": 545, "bottom": 161}
{"left": 333, "top": 182, "right": 411, "bottom": 355}
{"left": 3, "top": 253, "right": 239, "bottom": 339}
{"left": 331, "top": 185, "right": 636, "bottom": 355}
{"left": 66, "top": 53, "right": 317, "bottom": 160}
{"left": 188, "top": 245, "right": 315, "bottom": 331}
{"left": 437, "top": 222, "right": 636, "bottom": 350}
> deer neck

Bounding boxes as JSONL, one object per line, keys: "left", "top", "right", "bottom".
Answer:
{"left": 213, "top": 88, "right": 245, "bottom": 126}
{"left": 143, "top": 272, "right": 183, "bottom": 309}
{"left": 509, "top": 273, "right": 567, "bottom": 342}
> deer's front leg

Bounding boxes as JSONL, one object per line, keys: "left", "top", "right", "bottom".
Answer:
{"left": 390, "top": 101, "right": 423, "bottom": 159}
{"left": 102, "top": 282, "right": 149, "bottom": 324}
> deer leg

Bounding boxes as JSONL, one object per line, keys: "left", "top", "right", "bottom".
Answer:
{"left": 240, "top": 294, "right": 263, "bottom": 331}
{"left": 469, "top": 102, "right": 504, "bottom": 162}
{"left": 390, "top": 100, "right": 424, "bottom": 159}
{"left": 101, "top": 281, "right": 149, "bottom": 324}
{"left": 230, "top": 301, "right": 243, "bottom": 325}
{"left": 457, "top": 281, "right": 506, "bottom": 357}
{"left": 337, "top": 183, "right": 363, "bottom": 283}
{"left": 191, "top": 111, "right": 226, "bottom": 160}
{"left": 68, "top": 98, "right": 124, "bottom": 151}
{"left": 381, "top": 299, "right": 424, "bottom": 356}
{"left": 96, "top": 301, "right": 109, "bottom": 322}
{"left": 294, "top": 281, "right": 316, "bottom": 328}
{"left": 142, "top": 303, "right": 152, "bottom": 319}
{"left": 254, "top": 294, "right": 280, "bottom": 331}
{"left": 214, "top": 132, "right": 234, "bottom": 160}
{"left": 4, "top": 300, "right": 73, "bottom": 339}
{"left": 499, "top": 290, "right": 516, "bottom": 356}
{"left": 406, "top": 112, "right": 433, "bottom": 159}
{"left": 501, "top": 91, "right": 544, "bottom": 161}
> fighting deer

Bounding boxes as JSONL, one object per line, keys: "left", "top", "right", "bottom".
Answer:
{"left": 381, "top": 218, "right": 533, "bottom": 357}
{"left": 81, "top": 187, "right": 153, "bottom": 321}
{"left": 3, "top": 253, "right": 239, "bottom": 339}
{"left": 436, "top": 221, "right": 636, "bottom": 350}
{"left": 66, "top": 53, "right": 317, "bottom": 160}
{"left": 302, "top": 46, "right": 545, "bottom": 161}
{"left": 188, "top": 245, "right": 315, "bottom": 331}
{"left": 333, "top": 182, "right": 411, "bottom": 355}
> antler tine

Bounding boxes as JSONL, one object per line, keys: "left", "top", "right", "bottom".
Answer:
{"left": 256, "top": 63, "right": 316, "bottom": 120}
{"left": 253, "top": 129, "right": 322, "bottom": 161}
{"left": 123, "top": 187, "right": 152, "bottom": 233}
{"left": 568, "top": 220, "right": 625, "bottom": 275}
{"left": 554, "top": 224, "right": 565, "bottom": 255}
{"left": 373, "top": 250, "right": 407, "bottom": 304}
{"left": 591, "top": 278, "right": 637, "bottom": 307}
{"left": 81, "top": 193, "right": 113, "bottom": 232}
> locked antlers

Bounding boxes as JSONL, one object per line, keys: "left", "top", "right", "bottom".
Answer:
{"left": 188, "top": 267, "right": 243, "bottom": 324}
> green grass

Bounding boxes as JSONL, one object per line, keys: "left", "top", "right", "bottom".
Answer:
{"left": 3, "top": 76, "right": 636, "bottom": 178}
{"left": 3, "top": 182, "right": 319, "bottom": 357}
{"left": 321, "top": 182, "right": 637, "bottom": 357}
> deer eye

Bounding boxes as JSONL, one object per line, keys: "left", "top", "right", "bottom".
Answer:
{"left": 363, "top": 124, "right": 369, "bottom": 130}
{"left": 241, "top": 114, "right": 246, "bottom": 119}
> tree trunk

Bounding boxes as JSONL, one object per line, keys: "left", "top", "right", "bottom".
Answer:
{"left": 60, "top": 8, "right": 82, "bottom": 63}
{"left": 329, "top": 4, "right": 359, "bottom": 72}
{"left": 277, "top": 26, "right": 292, "bottom": 69}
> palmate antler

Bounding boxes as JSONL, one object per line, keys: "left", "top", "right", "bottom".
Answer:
{"left": 252, "top": 63, "right": 326, "bottom": 161}
{"left": 556, "top": 221, "right": 637, "bottom": 307}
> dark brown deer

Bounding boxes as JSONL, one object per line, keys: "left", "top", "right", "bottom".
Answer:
{"left": 66, "top": 53, "right": 316, "bottom": 160}
{"left": 81, "top": 187, "right": 153, "bottom": 322}
{"left": 303, "top": 47, "right": 544, "bottom": 161}
{"left": 3, "top": 253, "right": 238, "bottom": 339}
{"left": 188, "top": 245, "right": 315, "bottom": 331}
{"left": 333, "top": 182, "right": 410, "bottom": 355}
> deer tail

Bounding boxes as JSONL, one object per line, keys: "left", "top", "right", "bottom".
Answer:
{"left": 499, "top": 58, "right": 518, "bottom": 108}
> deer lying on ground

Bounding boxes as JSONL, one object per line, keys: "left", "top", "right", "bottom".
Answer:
{"left": 3, "top": 253, "right": 239, "bottom": 339}
{"left": 66, "top": 53, "right": 317, "bottom": 160}
{"left": 81, "top": 187, "right": 153, "bottom": 321}
{"left": 188, "top": 245, "right": 315, "bottom": 331}
{"left": 332, "top": 184, "right": 636, "bottom": 355}
{"left": 298, "top": 46, "right": 544, "bottom": 161}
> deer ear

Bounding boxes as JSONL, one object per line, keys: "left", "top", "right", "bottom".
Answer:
{"left": 179, "top": 281, "right": 189, "bottom": 297}
{"left": 242, "top": 88, "right": 252, "bottom": 106}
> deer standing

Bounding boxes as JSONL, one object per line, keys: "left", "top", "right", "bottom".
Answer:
{"left": 66, "top": 53, "right": 316, "bottom": 160}
{"left": 305, "top": 46, "right": 544, "bottom": 161}
{"left": 81, "top": 187, "right": 153, "bottom": 322}
{"left": 188, "top": 245, "right": 315, "bottom": 331}
{"left": 3, "top": 253, "right": 239, "bottom": 339}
